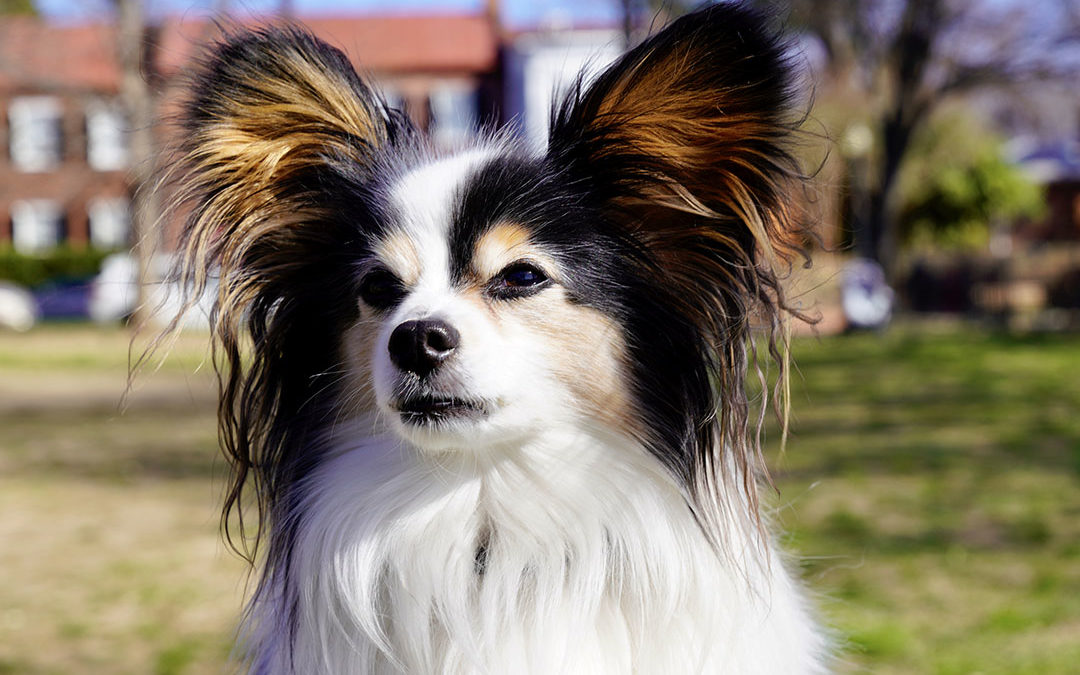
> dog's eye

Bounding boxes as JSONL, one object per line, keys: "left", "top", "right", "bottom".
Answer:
{"left": 359, "top": 269, "right": 405, "bottom": 310}
{"left": 502, "top": 263, "right": 547, "bottom": 287}
{"left": 489, "top": 262, "right": 550, "bottom": 299}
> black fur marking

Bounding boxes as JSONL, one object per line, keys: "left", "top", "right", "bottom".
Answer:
{"left": 444, "top": 149, "right": 713, "bottom": 485}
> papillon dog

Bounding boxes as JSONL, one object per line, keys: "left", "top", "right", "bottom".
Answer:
{"left": 171, "top": 3, "right": 828, "bottom": 672}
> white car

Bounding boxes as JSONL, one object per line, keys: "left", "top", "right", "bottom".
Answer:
{"left": 89, "top": 252, "right": 216, "bottom": 329}
{"left": 88, "top": 252, "right": 139, "bottom": 323}
{"left": 0, "top": 281, "right": 38, "bottom": 331}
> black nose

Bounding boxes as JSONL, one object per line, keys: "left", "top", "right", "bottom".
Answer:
{"left": 387, "top": 318, "right": 460, "bottom": 378}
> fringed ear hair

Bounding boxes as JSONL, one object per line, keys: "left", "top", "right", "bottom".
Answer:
{"left": 548, "top": 3, "right": 808, "bottom": 545}
{"left": 173, "top": 27, "right": 414, "bottom": 559}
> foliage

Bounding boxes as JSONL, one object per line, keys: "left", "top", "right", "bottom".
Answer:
{"left": 0, "top": 0, "right": 36, "bottom": 15}
{"left": 773, "top": 0, "right": 1078, "bottom": 270}
{"left": 896, "top": 113, "right": 1044, "bottom": 250}
{"left": 0, "top": 246, "right": 113, "bottom": 288}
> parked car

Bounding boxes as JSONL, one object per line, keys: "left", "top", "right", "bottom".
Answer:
{"left": 89, "top": 252, "right": 216, "bottom": 329}
{"left": 88, "top": 252, "right": 138, "bottom": 323}
{"left": 0, "top": 281, "right": 38, "bottom": 331}
{"left": 34, "top": 279, "right": 92, "bottom": 319}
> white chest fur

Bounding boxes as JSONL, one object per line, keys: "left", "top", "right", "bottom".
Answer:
{"left": 244, "top": 425, "right": 827, "bottom": 674}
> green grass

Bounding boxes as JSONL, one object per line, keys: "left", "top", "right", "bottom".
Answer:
{"left": 769, "top": 326, "right": 1080, "bottom": 673}
{"left": 0, "top": 326, "right": 243, "bottom": 675}
{"left": 1, "top": 323, "right": 1078, "bottom": 673}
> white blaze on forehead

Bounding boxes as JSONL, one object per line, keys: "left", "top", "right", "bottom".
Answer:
{"left": 378, "top": 148, "right": 495, "bottom": 290}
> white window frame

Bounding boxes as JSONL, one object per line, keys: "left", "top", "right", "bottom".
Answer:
{"left": 86, "top": 99, "right": 129, "bottom": 171}
{"left": 88, "top": 197, "right": 131, "bottom": 249}
{"left": 9, "top": 96, "right": 63, "bottom": 172}
{"left": 11, "top": 199, "right": 64, "bottom": 253}
{"left": 429, "top": 82, "right": 478, "bottom": 151}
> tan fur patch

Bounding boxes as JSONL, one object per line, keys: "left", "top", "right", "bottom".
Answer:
{"left": 471, "top": 223, "right": 536, "bottom": 280}
{"left": 515, "top": 289, "right": 635, "bottom": 435}
{"left": 374, "top": 230, "right": 422, "bottom": 286}
{"left": 340, "top": 317, "right": 381, "bottom": 416}
{"left": 471, "top": 223, "right": 636, "bottom": 434}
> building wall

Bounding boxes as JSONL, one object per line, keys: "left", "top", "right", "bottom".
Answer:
{"left": 0, "top": 90, "right": 130, "bottom": 251}
{"left": 1045, "top": 180, "right": 1080, "bottom": 240}
{"left": 0, "top": 15, "right": 502, "bottom": 256}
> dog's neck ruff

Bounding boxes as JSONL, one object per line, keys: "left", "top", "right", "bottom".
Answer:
{"left": 245, "top": 421, "right": 825, "bottom": 674}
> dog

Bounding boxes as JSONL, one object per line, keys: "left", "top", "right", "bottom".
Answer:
{"left": 171, "top": 3, "right": 828, "bottom": 672}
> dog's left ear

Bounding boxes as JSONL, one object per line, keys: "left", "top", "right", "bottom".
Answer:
{"left": 548, "top": 3, "right": 801, "bottom": 270}
{"left": 548, "top": 3, "right": 806, "bottom": 537}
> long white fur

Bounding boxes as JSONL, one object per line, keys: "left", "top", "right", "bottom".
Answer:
{"left": 241, "top": 149, "right": 828, "bottom": 674}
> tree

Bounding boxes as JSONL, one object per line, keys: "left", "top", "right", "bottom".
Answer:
{"left": 113, "top": 0, "right": 161, "bottom": 328}
{"left": 0, "top": 0, "right": 36, "bottom": 15}
{"left": 897, "top": 111, "right": 1044, "bottom": 250}
{"left": 780, "top": 0, "right": 1079, "bottom": 275}
{"left": 111, "top": 0, "right": 231, "bottom": 327}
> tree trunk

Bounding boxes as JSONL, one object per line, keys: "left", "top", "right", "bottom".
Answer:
{"left": 620, "top": 0, "right": 636, "bottom": 48}
{"left": 865, "top": 0, "right": 940, "bottom": 280}
{"left": 115, "top": 0, "right": 159, "bottom": 329}
{"left": 866, "top": 112, "right": 915, "bottom": 278}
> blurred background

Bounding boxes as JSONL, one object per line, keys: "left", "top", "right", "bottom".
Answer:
{"left": 0, "top": 0, "right": 1077, "bottom": 673}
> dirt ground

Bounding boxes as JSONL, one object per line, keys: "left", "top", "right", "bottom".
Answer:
{"left": 0, "top": 326, "right": 246, "bottom": 675}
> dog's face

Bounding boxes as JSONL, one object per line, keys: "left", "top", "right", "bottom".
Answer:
{"left": 343, "top": 151, "right": 632, "bottom": 452}
{"left": 179, "top": 5, "right": 803, "bottom": 541}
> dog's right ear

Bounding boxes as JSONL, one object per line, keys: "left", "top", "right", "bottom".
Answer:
{"left": 172, "top": 27, "right": 414, "bottom": 560}
{"left": 179, "top": 26, "right": 412, "bottom": 278}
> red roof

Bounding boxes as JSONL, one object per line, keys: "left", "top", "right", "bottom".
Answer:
{"left": 0, "top": 13, "right": 498, "bottom": 93}
{"left": 273, "top": 15, "right": 497, "bottom": 74}
{"left": 0, "top": 18, "right": 118, "bottom": 92}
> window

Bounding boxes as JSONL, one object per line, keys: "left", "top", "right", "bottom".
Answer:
{"left": 9, "top": 96, "right": 63, "bottom": 172}
{"left": 429, "top": 83, "right": 478, "bottom": 151}
{"left": 86, "top": 99, "right": 129, "bottom": 171}
{"left": 11, "top": 199, "right": 63, "bottom": 253}
{"left": 378, "top": 84, "right": 410, "bottom": 121}
{"left": 88, "top": 197, "right": 131, "bottom": 249}
{"left": 510, "top": 33, "right": 622, "bottom": 150}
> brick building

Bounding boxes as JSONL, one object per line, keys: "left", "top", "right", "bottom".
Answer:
{"left": 0, "top": 13, "right": 500, "bottom": 253}
{"left": 1019, "top": 141, "right": 1080, "bottom": 241}
{"left": 0, "top": 18, "right": 130, "bottom": 251}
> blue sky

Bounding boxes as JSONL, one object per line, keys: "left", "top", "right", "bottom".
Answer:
{"left": 35, "top": 0, "right": 623, "bottom": 28}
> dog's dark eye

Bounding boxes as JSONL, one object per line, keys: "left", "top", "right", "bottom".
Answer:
{"left": 502, "top": 263, "right": 547, "bottom": 287}
{"left": 359, "top": 268, "right": 405, "bottom": 310}
{"left": 489, "top": 262, "right": 550, "bottom": 299}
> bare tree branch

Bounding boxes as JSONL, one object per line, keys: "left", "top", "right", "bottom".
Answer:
{"left": 772, "top": 0, "right": 1080, "bottom": 274}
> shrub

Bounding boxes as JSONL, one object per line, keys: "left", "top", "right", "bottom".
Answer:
{"left": 0, "top": 247, "right": 115, "bottom": 288}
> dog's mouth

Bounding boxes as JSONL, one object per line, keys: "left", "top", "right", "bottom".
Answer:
{"left": 392, "top": 394, "right": 487, "bottom": 425}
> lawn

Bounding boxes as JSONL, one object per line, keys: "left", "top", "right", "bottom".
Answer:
{"left": 0, "top": 326, "right": 243, "bottom": 675}
{"left": 1, "top": 323, "right": 1078, "bottom": 673}
{"left": 770, "top": 326, "right": 1080, "bottom": 674}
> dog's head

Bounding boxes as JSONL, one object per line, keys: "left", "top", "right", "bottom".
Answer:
{"left": 174, "top": 3, "right": 807, "bottom": 551}
{"left": 346, "top": 148, "right": 634, "bottom": 453}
